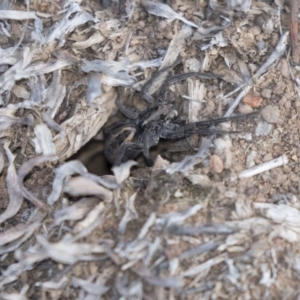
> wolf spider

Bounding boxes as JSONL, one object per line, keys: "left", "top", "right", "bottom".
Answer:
{"left": 104, "top": 61, "right": 258, "bottom": 166}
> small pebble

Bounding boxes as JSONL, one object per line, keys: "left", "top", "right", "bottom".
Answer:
{"left": 239, "top": 104, "right": 253, "bottom": 114}
{"left": 249, "top": 25, "right": 261, "bottom": 36}
{"left": 261, "top": 88, "right": 272, "bottom": 99}
{"left": 255, "top": 121, "right": 273, "bottom": 136}
{"left": 248, "top": 63, "right": 258, "bottom": 74}
{"left": 262, "top": 19, "right": 274, "bottom": 34}
{"left": 255, "top": 16, "right": 264, "bottom": 27}
{"left": 262, "top": 153, "right": 273, "bottom": 162}
{"left": 130, "top": 39, "right": 142, "bottom": 45}
{"left": 246, "top": 150, "right": 257, "bottom": 168}
{"left": 261, "top": 105, "right": 281, "bottom": 123}
{"left": 256, "top": 41, "right": 266, "bottom": 51}
{"left": 210, "top": 155, "right": 224, "bottom": 174}
{"left": 279, "top": 59, "right": 289, "bottom": 78}
{"left": 174, "top": 190, "right": 183, "bottom": 198}
{"left": 291, "top": 155, "right": 298, "bottom": 161}
{"left": 157, "top": 20, "right": 167, "bottom": 32}
{"left": 243, "top": 94, "right": 263, "bottom": 108}
{"left": 255, "top": 195, "right": 267, "bottom": 203}
{"left": 138, "top": 21, "right": 145, "bottom": 28}
{"left": 185, "top": 173, "right": 212, "bottom": 188}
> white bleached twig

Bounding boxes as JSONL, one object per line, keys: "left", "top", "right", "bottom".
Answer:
{"left": 239, "top": 155, "right": 288, "bottom": 178}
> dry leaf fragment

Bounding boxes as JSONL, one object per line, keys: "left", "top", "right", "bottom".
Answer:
{"left": 133, "top": 266, "right": 183, "bottom": 288}
{"left": 185, "top": 172, "right": 212, "bottom": 188}
{"left": 227, "top": 0, "right": 252, "bottom": 11}
{"left": 46, "top": 3, "right": 97, "bottom": 44}
{"left": 86, "top": 72, "right": 102, "bottom": 107}
{"left": 254, "top": 203, "right": 300, "bottom": 242}
{"left": 182, "top": 253, "right": 228, "bottom": 277}
{"left": 157, "top": 204, "right": 203, "bottom": 229}
{"left": 130, "top": 57, "right": 163, "bottom": 70}
{"left": 32, "top": 123, "right": 56, "bottom": 155}
{"left": 0, "top": 222, "right": 39, "bottom": 247}
{"left": 64, "top": 176, "right": 113, "bottom": 202}
{"left": 72, "top": 31, "right": 105, "bottom": 49}
{"left": 141, "top": 0, "right": 199, "bottom": 28}
{"left": 45, "top": 70, "right": 66, "bottom": 118}
{"left": 166, "top": 138, "right": 211, "bottom": 175}
{"left": 28, "top": 75, "right": 46, "bottom": 103}
{"left": 52, "top": 197, "right": 99, "bottom": 227}
{"left": 72, "top": 277, "right": 109, "bottom": 296}
{"left": 0, "top": 144, "right": 23, "bottom": 224}
{"left": 112, "top": 160, "right": 137, "bottom": 184}
{"left": 82, "top": 59, "right": 137, "bottom": 87}
{"left": 36, "top": 235, "right": 106, "bottom": 264}
{"left": 0, "top": 113, "right": 34, "bottom": 133}
{"left": 118, "top": 192, "right": 138, "bottom": 234}
{"left": 0, "top": 210, "right": 45, "bottom": 256}
{"left": 73, "top": 202, "right": 105, "bottom": 234}
{"left": 38, "top": 276, "right": 69, "bottom": 290}
{"left": 47, "top": 160, "right": 87, "bottom": 205}
{"left": 42, "top": 112, "right": 65, "bottom": 138}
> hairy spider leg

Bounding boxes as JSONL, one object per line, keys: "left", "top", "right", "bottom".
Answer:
{"left": 159, "top": 111, "right": 259, "bottom": 139}
{"left": 103, "top": 119, "right": 132, "bottom": 136}
{"left": 141, "top": 56, "right": 183, "bottom": 106}
{"left": 161, "top": 126, "right": 241, "bottom": 139}
{"left": 141, "top": 121, "right": 164, "bottom": 165}
{"left": 115, "top": 58, "right": 216, "bottom": 121}
{"left": 189, "top": 110, "right": 259, "bottom": 127}
{"left": 104, "top": 124, "right": 139, "bottom": 164}
{"left": 113, "top": 142, "right": 144, "bottom": 166}
{"left": 115, "top": 97, "right": 140, "bottom": 119}
{"left": 159, "top": 72, "right": 218, "bottom": 102}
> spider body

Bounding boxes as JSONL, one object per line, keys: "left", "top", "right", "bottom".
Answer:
{"left": 104, "top": 101, "right": 258, "bottom": 166}
{"left": 104, "top": 59, "right": 258, "bottom": 166}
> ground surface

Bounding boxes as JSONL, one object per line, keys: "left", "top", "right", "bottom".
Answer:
{"left": 1, "top": 0, "right": 300, "bottom": 299}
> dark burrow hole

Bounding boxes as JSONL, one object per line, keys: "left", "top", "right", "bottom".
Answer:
{"left": 69, "top": 137, "right": 170, "bottom": 176}
{"left": 69, "top": 139, "right": 111, "bottom": 176}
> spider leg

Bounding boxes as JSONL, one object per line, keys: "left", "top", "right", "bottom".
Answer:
{"left": 161, "top": 122, "right": 241, "bottom": 139}
{"left": 113, "top": 142, "right": 143, "bottom": 166}
{"left": 191, "top": 110, "right": 259, "bottom": 127}
{"left": 160, "top": 110, "right": 258, "bottom": 139}
{"left": 159, "top": 72, "right": 218, "bottom": 102}
{"left": 141, "top": 56, "right": 183, "bottom": 104}
{"left": 162, "top": 110, "right": 258, "bottom": 138}
{"left": 103, "top": 119, "right": 132, "bottom": 136}
{"left": 115, "top": 97, "right": 140, "bottom": 119}
{"left": 141, "top": 122, "right": 163, "bottom": 166}
{"left": 143, "top": 144, "right": 154, "bottom": 166}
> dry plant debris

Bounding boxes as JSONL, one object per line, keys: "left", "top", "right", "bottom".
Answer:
{"left": 1, "top": 0, "right": 300, "bottom": 299}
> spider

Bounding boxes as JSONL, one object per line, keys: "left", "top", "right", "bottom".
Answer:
{"left": 104, "top": 60, "right": 258, "bottom": 166}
